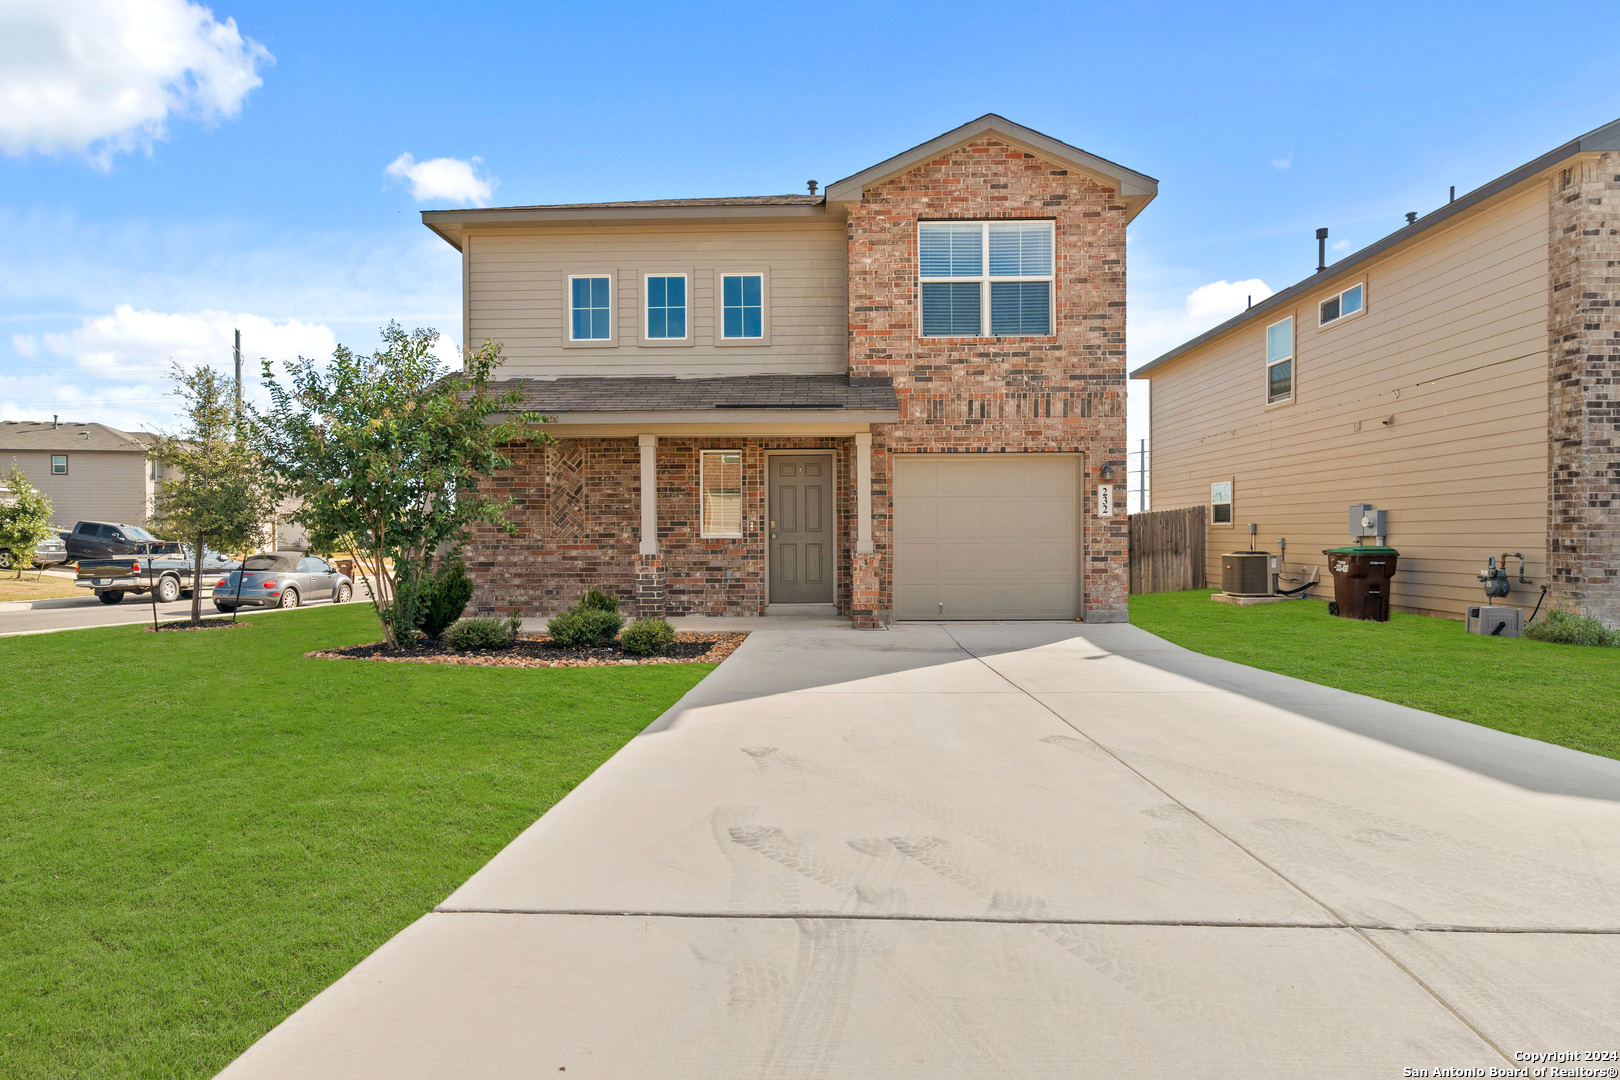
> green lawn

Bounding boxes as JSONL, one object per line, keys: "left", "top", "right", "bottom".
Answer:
{"left": 0, "top": 605, "right": 712, "bottom": 1079}
{"left": 1130, "top": 590, "right": 1620, "bottom": 761}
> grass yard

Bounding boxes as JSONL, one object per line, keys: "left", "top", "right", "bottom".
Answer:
{"left": 0, "top": 604, "right": 713, "bottom": 1079}
{"left": 1130, "top": 590, "right": 1620, "bottom": 761}
{"left": 0, "top": 575, "right": 83, "bottom": 603}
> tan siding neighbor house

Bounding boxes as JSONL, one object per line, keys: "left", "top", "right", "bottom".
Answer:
{"left": 1133, "top": 118, "right": 1620, "bottom": 626}
{"left": 0, "top": 421, "right": 160, "bottom": 529}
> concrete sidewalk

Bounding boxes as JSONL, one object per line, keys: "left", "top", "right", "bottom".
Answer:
{"left": 218, "top": 621, "right": 1620, "bottom": 1078}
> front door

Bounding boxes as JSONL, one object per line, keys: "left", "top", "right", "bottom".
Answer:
{"left": 769, "top": 454, "right": 834, "bottom": 604}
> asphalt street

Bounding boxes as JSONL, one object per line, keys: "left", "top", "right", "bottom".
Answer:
{"left": 0, "top": 575, "right": 372, "bottom": 637}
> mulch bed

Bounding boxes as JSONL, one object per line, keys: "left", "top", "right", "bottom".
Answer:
{"left": 306, "top": 631, "right": 746, "bottom": 668}
{"left": 144, "top": 618, "right": 252, "bottom": 633}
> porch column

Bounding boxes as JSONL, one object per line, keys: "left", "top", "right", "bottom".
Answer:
{"left": 638, "top": 434, "right": 658, "bottom": 555}
{"left": 635, "top": 434, "right": 665, "bottom": 618}
{"left": 855, "top": 432, "right": 873, "bottom": 555}
{"left": 852, "top": 432, "right": 881, "bottom": 629}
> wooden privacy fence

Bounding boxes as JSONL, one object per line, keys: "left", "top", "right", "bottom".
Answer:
{"left": 1129, "top": 505, "right": 1207, "bottom": 594}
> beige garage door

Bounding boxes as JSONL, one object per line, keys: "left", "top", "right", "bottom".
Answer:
{"left": 893, "top": 454, "right": 1082, "bottom": 620}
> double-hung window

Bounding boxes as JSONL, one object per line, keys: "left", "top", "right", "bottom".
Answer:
{"left": 700, "top": 450, "right": 743, "bottom": 538}
{"left": 1318, "top": 283, "right": 1364, "bottom": 326}
{"left": 919, "top": 220, "right": 1053, "bottom": 337}
{"left": 52, "top": 454, "right": 68, "bottom": 475}
{"left": 569, "top": 275, "right": 612, "bottom": 341}
{"left": 1266, "top": 316, "right": 1293, "bottom": 404}
{"left": 721, "top": 274, "right": 763, "bottom": 339}
{"left": 1211, "top": 481, "right": 1233, "bottom": 525}
{"left": 645, "top": 274, "right": 687, "bottom": 340}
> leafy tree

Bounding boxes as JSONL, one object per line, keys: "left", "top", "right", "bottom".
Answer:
{"left": 148, "top": 365, "right": 281, "bottom": 622}
{"left": 0, "top": 463, "right": 56, "bottom": 578}
{"left": 257, "top": 323, "right": 548, "bottom": 648}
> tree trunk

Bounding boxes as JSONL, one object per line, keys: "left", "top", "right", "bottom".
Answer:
{"left": 192, "top": 531, "right": 206, "bottom": 623}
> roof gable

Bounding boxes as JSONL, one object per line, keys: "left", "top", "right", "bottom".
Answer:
{"left": 824, "top": 114, "right": 1158, "bottom": 221}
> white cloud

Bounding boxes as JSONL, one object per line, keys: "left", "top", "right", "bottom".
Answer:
{"left": 0, "top": 0, "right": 271, "bottom": 166}
{"left": 43, "top": 305, "right": 337, "bottom": 379}
{"left": 1271, "top": 152, "right": 1293, "bottom": 170}
{"left": 10, "top": 333, "right": 37, "bottom": 358}
{"left": 1184, "top": 278, "right": 1274, "bottom": 323}
{"left": 385, "top": 153, "right": 496, "bottom": 205}
{"left": 1331, "top": 238, "right": 1351, "bottom": 253}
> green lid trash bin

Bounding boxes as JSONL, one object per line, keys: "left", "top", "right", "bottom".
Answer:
{"left": 1322, "top": 546, "right": 1400, "bottom": 622}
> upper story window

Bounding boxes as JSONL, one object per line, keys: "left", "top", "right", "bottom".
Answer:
{"left": 919, "top": 220, "right": 1054, "bottom": 338}
{"left": 1266, "top": 316, "right": 1293, "bottom": 404}
{"left": 52, "top": 454, "right": 68, "bottom": 475}
{"left": 569, "top": 275, "right": 612, "bottom": 340}
{"left": 721, "top": 274, "right": 763, "bottom": 339}
{"left": 1319, "top": 283, "right": 1364, "bottom": 327}
{"left": 645, "top": 274, "right": 687, "bottom": 340}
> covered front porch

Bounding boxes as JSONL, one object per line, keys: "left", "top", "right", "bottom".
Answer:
{"left": 464, "top": 375, "right": 897, "bottom": 628}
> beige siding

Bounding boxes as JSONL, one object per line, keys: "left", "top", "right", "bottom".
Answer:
{"left": 466, "top": 222, "right": 847, "bottom": 377}
{"left": 3, "top": 450, "right": 152, "bottom": 529}
{"left": 1147, "top": 185, "right": 1550, "bottom": 619}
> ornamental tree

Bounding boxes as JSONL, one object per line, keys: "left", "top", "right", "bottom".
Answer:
{"left": 148, "top": 364, "right": 281, "bottom": 622}
{"left": 256, "top": 323, "right": 547, "bottom": 648}
{"left": 0, "top": 463, "right": 56, "bottom": 578}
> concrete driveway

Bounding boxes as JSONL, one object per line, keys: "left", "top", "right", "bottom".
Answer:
{"left": 218, "top": 620, "right": 1620, "bottom": 1078}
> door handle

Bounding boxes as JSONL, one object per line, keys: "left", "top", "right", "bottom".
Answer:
{"left": 770, "top": 533, "right": 777, "bottom": 539}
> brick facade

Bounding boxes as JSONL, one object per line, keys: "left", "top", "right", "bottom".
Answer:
{"left": 467, "top": 436, "right": 854, "bottom": 617}
{"left": 848, "top": 136, "right": 1130, "bottom": 621}
{"left": 1548, "top": 151, "right": 1620, "bottom": 628}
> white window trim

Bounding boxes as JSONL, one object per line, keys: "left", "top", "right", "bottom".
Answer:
{"left": 713, "top": 268, "right": 771, "bottom": 347}
{"left": 1265, "top": 315, "right": 1294, "bottom": 406}
{"left": 562, "top": 270, "right": 617, "bottom": 348}
{"left": 699, "top": 448, "right": 745, "bottom": 539}
{"left": 1211, "top": 480, "right": 1234, "bottom": 528}
{"left": 640, "top": 269, "right": 694, "bottom": 347}
{"left": 1317, "top": 281, "right": 1366, "bottom": 329}
{"left": 52, "top": 454, "right": 68, "bottom": 475}
{"left": 917, "top": 219, "right": 1056, "bottom": 339}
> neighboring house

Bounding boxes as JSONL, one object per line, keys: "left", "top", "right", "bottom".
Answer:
{"left": 1132, "top": 117, "right": 1620, "bottom": 626}
{"left": 422, "top": 115, "right": 1157, "bottom": 625}
{"left": 0, "top": 420, "right": 166, "bottom": 529}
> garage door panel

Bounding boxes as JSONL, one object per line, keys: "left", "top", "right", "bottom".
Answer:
{"left": 893, "top": 455, "right": 1081, "bottom": 621}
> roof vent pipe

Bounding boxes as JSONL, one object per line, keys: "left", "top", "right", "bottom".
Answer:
{"left": 1449, "top": 186, "right": 1455, "bottom": 203}
{"left": 1315, "top": 228, "right": 1329, "bottom": 273}
{"left": 806, "top": 180, "right": 818, "bottom": 195}
{"left": 1406, "top": 212, "right": 1417, "bottom": 226}
{"left": 53, "top": 414, "right": 58, "bottom": 429}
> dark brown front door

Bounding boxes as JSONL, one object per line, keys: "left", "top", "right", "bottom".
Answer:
{"left": 769, "top": 454, "right": 834, "bottom": 604}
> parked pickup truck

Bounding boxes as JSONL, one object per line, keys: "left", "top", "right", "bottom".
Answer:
{"left": 77, "top": 544, "right": 236, "bottom": 605}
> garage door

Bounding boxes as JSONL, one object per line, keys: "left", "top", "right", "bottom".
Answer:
{"left": 893, "top": 455, "right": 1082, "bottom": 620}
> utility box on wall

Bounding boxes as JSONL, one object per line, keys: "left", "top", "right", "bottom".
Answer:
{"left": 1349, "top": 504, "right": 1387, "bottom": 539}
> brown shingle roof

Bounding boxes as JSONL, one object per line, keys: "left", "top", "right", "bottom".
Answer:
{"left": 496, "top": 374, "right": 898, "bottom": 414}
{"left": 0, "top": 421, "right": 154, "bottom": 452}
{"left": 460, "top": 194, "right": 823, "bottom": 212}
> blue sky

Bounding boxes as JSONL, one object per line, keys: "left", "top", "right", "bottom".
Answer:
{"left": 4, "top": 0, "right": 1618, "bottom": 506}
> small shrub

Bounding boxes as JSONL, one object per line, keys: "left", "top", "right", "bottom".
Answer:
{"left": 548, "top": 607, "right": 624, "bottom": 648}
{"left": 442, "top": 615, "right": 518, "bottom": 651}
{"left": 1523, "top": 609, "right": 1620, "bottom": 647}
{"left": 620, "top": 617, "right": 675, "bottom": 657}
{"left": 419, "top": 556, "right": 475, "bottom": 638}
{"left": 579, "top": 587, "right": 620, "bottom": 613}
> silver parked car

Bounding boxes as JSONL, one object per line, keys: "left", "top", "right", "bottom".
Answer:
{"left": 212, "top": 551, "right": 353, "bottom": 612}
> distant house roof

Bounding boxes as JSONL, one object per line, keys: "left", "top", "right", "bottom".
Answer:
{"left": 495, "top": 374, "right": 899, "bottom": 419}
{"left": 422, "top": 114, "right": 1158, "bottom": 248}
{"left": 1130, "top": 114, "right": 1620, "bottom": 380}
{"left": 0, "top": 421, "right": 154, "bottom": 453}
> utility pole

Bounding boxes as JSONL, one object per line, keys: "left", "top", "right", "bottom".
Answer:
{"left": 233, "top": 328, "right": 242, "bottom": 416}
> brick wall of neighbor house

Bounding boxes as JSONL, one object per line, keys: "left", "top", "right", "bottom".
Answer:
{"left": 466, "top": 436, "right": 854, "bottom": 617}
{"left": 1548, "top": 150, "right": 1620, "bottom": 628}
{"left": 847, "top": 136, "right": 1130, "bottom": 620}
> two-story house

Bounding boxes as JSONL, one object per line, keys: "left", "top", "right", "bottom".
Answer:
{"left": 1132, "top": 116, "right": 1620, "bottom": 626}
{"left": 422, "top": 115, "right": 1156, "bottom": 626}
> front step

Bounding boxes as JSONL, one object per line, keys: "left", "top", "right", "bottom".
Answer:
{"left": 762, "top": 603, "right": 839, "bottom": 617}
